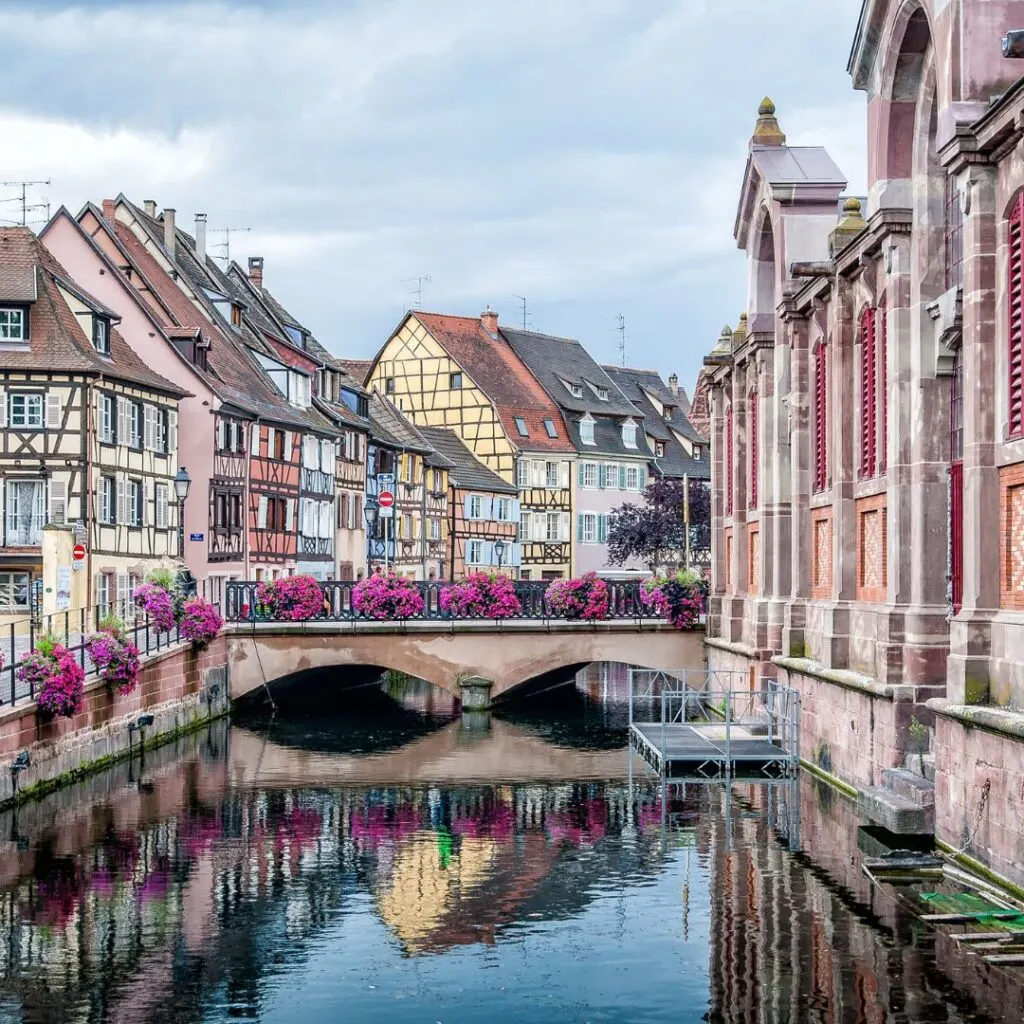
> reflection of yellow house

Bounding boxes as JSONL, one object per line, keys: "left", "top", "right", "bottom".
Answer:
{"left": 375, "top": 831, "right": 498, "bottom": 953}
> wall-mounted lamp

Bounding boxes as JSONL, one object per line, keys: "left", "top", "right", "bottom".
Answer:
{"left": 10, "top": 750, "right": 29, "bottom": 774}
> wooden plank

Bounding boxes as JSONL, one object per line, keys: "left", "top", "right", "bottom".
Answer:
{"left": 951, "top": 931, "right": 1024, "bottom": 943}
{"left": 921, "top": 912, "right": 1021, "bottom": 923}
{"left": 982, "top": 954, "right": 1024, "bottom": 965}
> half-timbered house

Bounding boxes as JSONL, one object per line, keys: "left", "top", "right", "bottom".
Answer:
{"left": 366, "top": 310, "right": 575, "bottom": 580}
{"left": 0, "top": 227, "right": 186, "bottom": 621}
{"left": 418, "top": 427, "right": 519, "bottom": 579}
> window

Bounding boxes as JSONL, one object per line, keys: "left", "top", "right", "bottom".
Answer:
{"left": 432, "top": 469, "right": 443, "bottom": 492}
{"left": 385, "top": 377, "right": 395, "bottom": 394}
{"left": 467, "top": 540, "right": 484, "bottom": 565}
{"left": 814, "top": 341, "right": 828, "bottom": 492}
{"left": 624, "top": 465, "right": 640, "bottom": 490}
{"left": 581, "top": 462, "right": 598, "bottom": 489}
{"left": 468, "top": 494, "right": 483, "bottom": 519}
{"left": 5, "top": 481, "right": 45, "bottom": 545}
{"left": 543, "top": 418, "right": 558, "bottom": 438}
{"left": 726, "top": 411, "right": 734, "bottom": 515}
{"left": 155, "top": 483, "right": 169, "bottom": 529}
{"left": 402, "top": 513, "right": 412, "bottom": 539}
{"left": 496, "top": 497, "right": 513, "bottom": 521}
{"left": 130, "top": 402, "right": 143, "bottom": 448}
{"left": 99, "top": 394, "right": 115, "bottom": 444}
{"left": 517, "top": 460, "right": 529, "bottom": 488}
{"left": 602, "top": 463, "right": 618, "bottom": 489}
{"left": 945, "top": 174, "right": 963, "bottom": 290}
{"left": 9, "top": 393, "right": 42, "bottom": 428}
{"left": 859, "top": 307, "right": 878, "bottom": 477}
{"left": 545, "top": 461, "right": 560, "bottom": 487}
{"left": 622, "top": 420, "right": 638, "bottom": 449}
{"left": 289, "top": 372, "right": 311, "bottom": 409}
{"left": 564, "top": 380, "right": 583, "bottom": 398}
{"left": 127, "top": 479, "right": 143, "bottom": 526}
{"left": 693, "top": 445, "right": 701, "bottom": 461}
{"left": 580, "top": 416, "right": 595, "bottom": 445}
{"left": 0, "top": 308, "right": 26, "bottom": 341}
{"left": 274, "top": 429, "right": 285, "bottom": 460}
{"left": 589, "top": 383, "right": 609, "bottom": 401}
{"left": 519, "top": 512, "right": 530, "bottom": 542}
{"left": 0, "top": 572, "right": 30, "bottom": 609}
{"left": 546, "top": 512, "right": 561, "bottom": 541}
{"left": 514, "top": 416, "right": 529, "bottom": 436}
{"left": 96, "top": 574, "right": 110, "bottom": 614}
{"left": 92, "top": 317, "right": 110, "bottom": 355}
{"left": 100, "top": 476, "right": 115, "bottom": 524}
{"left": 655, "top": 441, "right": 665, "bottom": 458}
{"left": 427, "top": 517, "right": 440, "bottom": 540}
{"left": 749, "top": 389, "right": 759, "bottom": 509}
{"left": 578, "top": 513, "right": 597, "bottom": 543}
{"left": 449, "top": 372, "right": 463, "bottom": 389}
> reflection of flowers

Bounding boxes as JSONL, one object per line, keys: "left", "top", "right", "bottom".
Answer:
{"left": 451, "top": 801, "right": 514, "bottom": 841}
{"left": 350, "top": 804, "right": 423, "bottom": 848}
{"left": 546, "top": 798, "right": 608, "bottom": 846}
{"left": 545, "top": 573, "right": 610, "bottom": 621}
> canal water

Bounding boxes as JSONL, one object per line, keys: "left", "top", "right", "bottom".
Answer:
{"left": 0, "top": 662, "right": 1021, "bottom": 1023}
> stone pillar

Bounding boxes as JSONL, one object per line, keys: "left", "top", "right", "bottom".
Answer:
{"left": 458, "top": 675, "right": 493, "bottom": 711}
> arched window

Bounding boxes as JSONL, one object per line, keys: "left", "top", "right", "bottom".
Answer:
{"left": 813, "top": 341, "right": 828, "bottom": 493}
{"left": 1009, "top": 193, "right": 1024, "bottom": 438}
{"left": 748, "top": 389, "right": 758, "bottom": 510}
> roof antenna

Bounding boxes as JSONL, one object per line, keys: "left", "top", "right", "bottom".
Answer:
{"left": 617, "top": 313, "right": 627, "bottom": 367}
{"left": 211, "top": 226, "right": 251, "bottom": 265}
{"left": 513, "top": 294, "right": 532, "bottom": 331}
{"left": 401, "top": 275, "right": 431, "bottom": 310}
{"left": 0, "top": 179, "right": 52, "bottom": 227}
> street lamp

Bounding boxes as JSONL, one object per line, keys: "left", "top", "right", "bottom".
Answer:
{"left": 494, "top": 538, "right": 505, "bottom": 572}
{"left": 173, "top": 466, "right": 191, "bottom": 560}
{"left": 364, "top": 498, "right": 379, "bottom": 572}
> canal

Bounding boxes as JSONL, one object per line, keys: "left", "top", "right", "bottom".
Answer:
{"left": 0, "top": 663, "right": 1021, "bottom": 1023}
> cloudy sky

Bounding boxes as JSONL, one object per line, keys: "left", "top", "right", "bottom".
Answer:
{"left": 1, "top": 0, "right": 865, "bottom": 394}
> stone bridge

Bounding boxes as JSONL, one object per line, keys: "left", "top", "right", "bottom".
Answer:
{"left": 226, "top": 621, "right": 704, "bottom": 705}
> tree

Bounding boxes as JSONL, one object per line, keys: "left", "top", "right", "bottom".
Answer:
{"left": 607, "top": 478, "right": 711, "bottom": 572}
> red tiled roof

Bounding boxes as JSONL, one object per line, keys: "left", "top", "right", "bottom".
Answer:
{"left": 688, "top": 368, "right": 711, "bottom": 441}
{"left": 337, "top": 358, "right": 372, "bottom": 385}
{"left": 411, "top": 313, "right": 574, "bottom": 453}
{"left": 0, "top": 227, "right": 186, "bottom": 396}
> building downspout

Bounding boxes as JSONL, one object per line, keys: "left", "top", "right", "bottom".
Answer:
{"left": 421, "top": 457, "right": 429, "bottom": 580}
{"left": 85, "top": 375, "right": 98, "bottom": 607}
{"left": 244, "top": 414, "right": 256, "bottom": 580}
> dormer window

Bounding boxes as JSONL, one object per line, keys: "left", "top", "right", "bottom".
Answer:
{"left": 92, "top": 316, "right": 110, "bottom": 356}
{"left": 289, "top": 371, "right": 311, "bottom": 409}
{"left": 580, "top": 415, "right": 595, "bottom": 445}
{"left": 656, "top": 440, "right": 665, "bottom": 458}
{"left": 663, "top": 406, "right": 673, "bottom": 421}
{"left": 586, "top": 381, "right": 609, "bottom": 401}
{"left": 0, "top": 308, "right": 26, "bottom": 342}
{"left": 514, "top": 416, "right": 529, "bottom": 437}
{"left": 543, "top": 418, "right": 558, "bottom": 438}
{"left": 694, "top": 445, "right": 702, "bottom": 460}
{"left": 621, "top": 419, "right": 637, "bottom": 449}
{"left": 230, "top": 304, "right": 242, "bottom": 328}
{"left": 562, "top": 379, "right": 584, "bottom": 398}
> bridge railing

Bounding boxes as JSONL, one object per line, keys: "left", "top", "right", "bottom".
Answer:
{"left": 224, "top": 579, "right": 659, "bottom": 624}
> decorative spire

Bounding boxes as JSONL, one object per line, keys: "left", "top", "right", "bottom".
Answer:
{"left": 752, "top": 96, "right": 786, "bottom": 147}
{"left": 828, "top": 196, "right": 867, "bottom": 256}
{"left": 711, "top": 324, "right": 733, "bottom": 355}
{"left": 735, "top": 312, "right": 748, "bottom": 339}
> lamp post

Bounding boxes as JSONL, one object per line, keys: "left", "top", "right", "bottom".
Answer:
{"left": 364, "top": 498, "right": 379, "bottom": 574}
{"left": 494, "top": 538, "right": 506, "bottom": 573}
{"left": 173, "top": 466, "right": 191, "bottom": 562}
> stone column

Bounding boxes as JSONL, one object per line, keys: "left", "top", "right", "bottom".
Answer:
{"left": 707, "top": 381, "right": 728, "bottom": 637}
{"left": 458, "top": 675, "right": 493, "bottom": 710}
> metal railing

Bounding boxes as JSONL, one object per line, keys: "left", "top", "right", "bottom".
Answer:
{"left": 224, "top": 579, "right": 660, "bottom": 624}
{"left": 0, "top": 579, "right": 221, "bottom": 709}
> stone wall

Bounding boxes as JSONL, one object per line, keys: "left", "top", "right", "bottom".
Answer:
{"left": 0, "top": 636, "right": 229, "bottom": 808}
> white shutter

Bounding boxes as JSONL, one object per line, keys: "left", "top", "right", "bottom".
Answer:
{"left": 303, "top": 436, "right": 316, "bottom": 468}
{"left": 48, "top": 479, "right": 67, "bottom": 524}
{"left": 155, "top": 483, "right": 168, "bottom": 529}
{"left": 253, "top": 422, "right": 261, "bottom": 454}
{"left": 531, "top": 513, "right": 543, "bottom": 542}
{"left": 45, "top": 392, "right": 62, "bottom": 429}
{"left": 257, "top": 495, "right": 268, "bottom": 528}
{"left": 285, "top": 498, "right": 295, "bottom": 531}
{"left": 116, "top": 572, "right": 129, "bottom": 615}
{"left": 559, "top": 462, "right": 570, "bottom": 488}
{"left": 303, "top": 499, "right": 315, "bottom": 537}
{"left": 321, "top": 439, "right": 333, "bottom": 470}
{"left": 168, "top": 410, "right": 178, "bottom": 455}
{"left": 143, "top": 405, "right": 155, "bottom": 450}
{"left": 283, "top": 431, "right": 292, "bottom": 462}
{"left": 560, "top": 512, "right": 570, "bottom": 542}
{"left": 319, "top": 501, "right": 332, "bottom": 538}
{"left": 531, "top": 460, "right": 543, "bottom": 487}
{"left": 140, "top": 481, "right": 148, "bottom": 526}
{"left": 0, "top": 387, "right": 6, "bottom": 428}
{"left": 116, "top": 475, "right": 127, "bottom": 525}
{"left": 117, "top": 398, "right": 127, "bottom": 446}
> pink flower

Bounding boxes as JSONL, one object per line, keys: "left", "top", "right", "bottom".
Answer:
{"left": 87, "top": 626, "right": 142, "bottom": 696}
{"left": 641, "top": 573, "right": 703, "bottom": 629}
{"left": 21, "top": 639, "right": 85, "bottom": 719}
{"left": 133, "top": 582, "right": 176, "bottom": 631}
{"left": 439, "top": 572, "right": 521, "bottom": 619}
{"left": 545, "top": 573, "right": 610, "bottom": 621}
{"left": 255, "top": 575, "right": 324, "bottom": 621}
{"left": 352, "top": 573, "right": 425, "bottom": 620}
{"left": 179, "top": 597, "right": 223, "bottom": 650}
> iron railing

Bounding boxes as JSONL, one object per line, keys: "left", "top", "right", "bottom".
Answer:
{"left": 224, "top": 579, "right": 660, "bottom": 623}
{"left": 0, "top": 580, "right": 221, "bottom": 709}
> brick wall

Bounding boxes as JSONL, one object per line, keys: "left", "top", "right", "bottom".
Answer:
{"left": 855, "top": 494, "right": 888, "bottom": 603}
{"left": 999, "top": 462, "right": 1024, "bottom": 610}
{"left": 811, "top": 506, "right": 833, "bottom": 599}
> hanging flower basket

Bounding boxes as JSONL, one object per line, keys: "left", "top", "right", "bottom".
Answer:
{"left": 641, "top": 570, "right": 704, "bottom": 629}
{"left": 87, "top": 620, "right": 142, "bottom": 697}
{"left": 352, "top": 573, "right": 425, "bottom": 620}
{"left": 19, "top": 635, "right": 86, "bottom": 720}
{"left": 439, "top": 572, "right": 521, "bottom": 619}
{"left": 255, "top": 575, "right": 325, "bottom": 621}
{"left": 179, "top": 597, "right": 223, "bottom": 650}
{"left": 133, "top": 581, "right": 176, "bottom": 632}
{"left": 545, "top": 573, "right": 610, "bottom": 621}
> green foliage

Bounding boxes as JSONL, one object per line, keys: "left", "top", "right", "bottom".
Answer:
{"left": 35, "top": 632, "right": 57, "bottom": 658}
{"left": 909, "top": 715, "right": 929, "bottom": 777}
{"left": 144, "top": 566, "right": 179, "bottom": 593}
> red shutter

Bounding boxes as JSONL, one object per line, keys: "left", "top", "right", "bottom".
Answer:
{"left": 814, "top": 342, "right": 827, "bottom": 492}
{"left": 860, "top": 307, "right": 877, "bottom": 478}
{"left": 749, "top": 389, "right": 758, "bottom": 510}
{"left": 1009, "top": 194, "right": 1024, "bottom": 437}
{"left": 878, "top": 301, "right": 887, "bottom": 472}
{"left": 726, "top": 413, "right": 734, "bottom": 515}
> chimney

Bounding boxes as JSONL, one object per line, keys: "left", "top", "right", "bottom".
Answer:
{"left": 668, "top": 373, "right": 679, "bottom": 396}
{"left": 143, "top": 199, "right": 157, "bottom": 217}
{"left": 102, "top": 199, "right": 115, "bottom": 222}
{"left": 162, "top": 208, "right": 176, "bottom": 258}
{"left": 194, "top": 213, "right": 207, "bottom": 262}
{"left": 480, "top": 306, "right": 499, "bottom": 336}
{"left": 248, "top": 256, "right": 264, "bottom": 289}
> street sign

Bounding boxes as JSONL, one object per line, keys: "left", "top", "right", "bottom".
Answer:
{"left": 377, "top": 473, "right": 395, "bottom": 490}
{"left": 72, "top": 544, "right": 86, "bottom": 562}
{"left": 190, "top": 533, "right": 205, "bottom": 542}
{"left": 378, "top": 490, "right": 395, "bottom": 517}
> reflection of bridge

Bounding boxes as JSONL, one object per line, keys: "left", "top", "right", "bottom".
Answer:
{"left": 227, "top": 621, "right": 704, "bottom": 703}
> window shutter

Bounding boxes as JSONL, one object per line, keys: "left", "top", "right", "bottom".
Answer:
{"left": 167, "top": 410, "right": 177, "bottom": 455}
{"left": 116, "top": 572, "right": 129, "bottom": 614}
{"left": 285, "top": 498, "right": 295, "bottom": 531}
{"left": 618, "top": 466, "right": 627, "bottom": 489}
{"left": 143, "top": 405, "right": 154, "bottom": 450}
{"left": 140, "top": 481, "right": 148, "bottom": 526}
{"left": 598, "top": 514, "right": 608, "bottom": 544}
{"left": 577, "top": 463, "right": 585, "bottom": 487}
{"left": 814, "top": 342, "right": 827, "bottom": 492}
{"left": 339, "top": 492, "right": 348, "bottom": 529}
{"left": 257, "top": 495, "right": 268, "bottom": 529}
{"left": 155, "top": 484, "right": 168, "bottom": 529}
{"left": 749, "top": 388, "right": 759, "bottom": 509}
{"left": 726, "top": 413, "right": 734, "bottom": 514}
{"left": 320, "top": 439, "right": 333, "bottom": 469}
{"left": 577, "top": 513, "right": 585, "bottom": 542}
{"left": 598, "top": 464, "right": 607, "bottom": 489}
{"left": 559, "top": 511, "right": 570, "bottom": 542}
{"left": 638, "top": 466, "right": 646, "bottom": 489}
{"left": 116, "top": 476, "right": 127, "bottom": 525}
{"left": 859, "top": 307, "right": 877, "bottom": 477}
{"left": 48, "top": 479, "right": 66, "bottom": 524}
{"left": 1010, "top": 194, "right": 1024, "bottom": 437}
{"left": 45, "top": 392, "right": 62, "bottom": 429}
{"left": 118, "top": 398, "right": 128, "bottom": 447}
{"left": 0, "top": 387, "right": 6, "bottom": 429}
{"left": 252, "top": 423, "right": 261, "bottom": 455}
{"left": 280, "top": 431, "right": 290, "bottom": 461}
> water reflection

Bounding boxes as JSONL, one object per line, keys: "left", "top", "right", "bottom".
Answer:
{"left": 0, "top": 668, "right": 1021, "bottom": 1022}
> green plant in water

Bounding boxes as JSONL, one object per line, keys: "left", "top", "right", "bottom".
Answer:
{"left": 909, "top": 715, "right": 929, "bottom": 777}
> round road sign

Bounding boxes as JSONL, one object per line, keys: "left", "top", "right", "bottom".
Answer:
{"left": 378, "top": 491, "right": 395, "bottom": 509}
{"left": 72, "top": 544, "right": 87, "bottom": 561}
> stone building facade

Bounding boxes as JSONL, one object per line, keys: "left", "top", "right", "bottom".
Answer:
{"left": 704, "top": 0, "right": 1024, "bottom": 889}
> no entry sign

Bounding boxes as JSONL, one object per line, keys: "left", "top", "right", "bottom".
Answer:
{"left": 72, "top": 543, "right": 87, "bottom": 562}
{"left": 378, "top": 490, "right": 395, "bottom": 508}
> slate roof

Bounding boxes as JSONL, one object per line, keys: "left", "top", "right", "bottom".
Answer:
{"left": 410, "top": 313, "right": 573, "bottom": 454}
{"left": 0, "top": 227, "right": 187, "bottom": 397}
{"left": 601, "top": 365, "right": 709, "bottom": 480}
{"left": 417, "top": 427, "right": 517, "bottom": 494}
{"left": 367, "top": 391, "right": 454, "bottom": 468}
